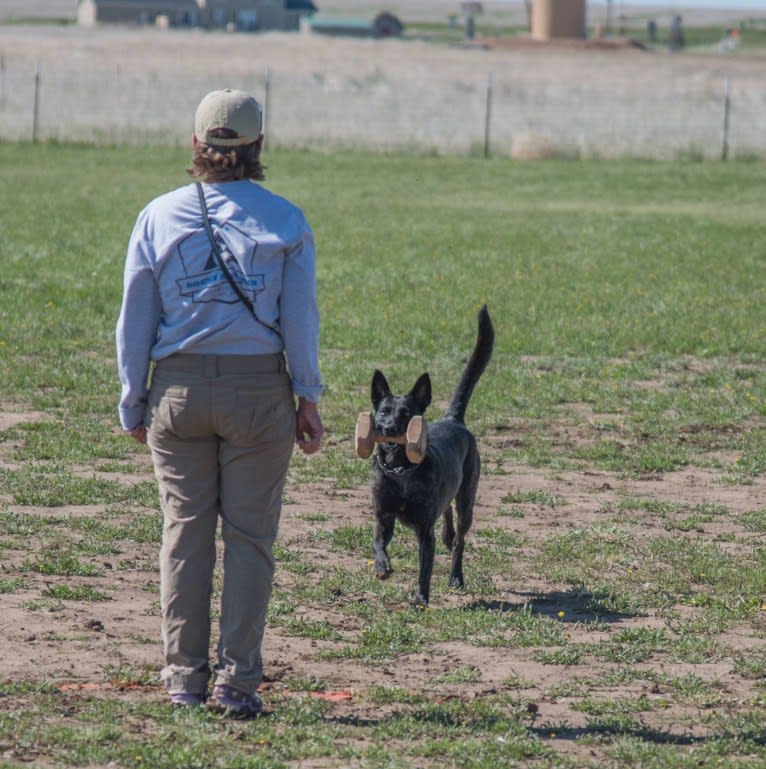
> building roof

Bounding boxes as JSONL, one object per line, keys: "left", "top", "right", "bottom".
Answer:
{"left": 84, "top": 0, "right": 199, "bottom": 7}
{"left": 87, "top": 0, "right": 317, "bottom": 7}
{"left": 85, "top": 0, "right": 198, "bottom": 7}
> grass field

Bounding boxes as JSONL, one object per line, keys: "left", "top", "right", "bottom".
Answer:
{"left": 0, "top": 144, "right": 765, "bottom": 768}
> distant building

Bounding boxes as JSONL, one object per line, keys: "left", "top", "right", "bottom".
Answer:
{"left": 76, "top": 0, "right": 317, "bottom": 31}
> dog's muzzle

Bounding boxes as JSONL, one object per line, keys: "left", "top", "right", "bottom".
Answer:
{"left": 355, "top": 413, "right": 427, "bottom": 464}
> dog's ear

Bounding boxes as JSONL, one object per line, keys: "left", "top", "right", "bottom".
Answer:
{"left": 371, "top": 369, "right": 392, "bottom": 410}
{"left": 409, "top": 373, "right": 431, "bottom": 412}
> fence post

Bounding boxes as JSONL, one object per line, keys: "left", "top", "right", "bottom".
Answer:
{"left": 484, "top": 72, "right": 493, "bottom": 158}
{"left": 32, "top": 59, "right": 41, "bottom": 143}
{"left": 721, "top": 77, "right": 731, "bottom": 161}
{"left": 263, "top": 67, "right": 272, "bottom": 151}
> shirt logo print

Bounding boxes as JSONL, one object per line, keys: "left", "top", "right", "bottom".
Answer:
{"left": 177, "top": 224, "right": 264, "bottom": 304}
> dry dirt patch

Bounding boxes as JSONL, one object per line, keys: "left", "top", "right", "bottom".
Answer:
{"left": 0, "top": 409, "right": 46, "bottom": 433}
{"left": 2, "top": 425, "right": 766, "bottom": 760}
{"left": 2, "top": 20, "right": 766, "bottom": 156}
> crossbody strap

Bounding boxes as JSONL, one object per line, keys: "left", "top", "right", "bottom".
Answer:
{"left": 195, "top": 182, "right": 278, "bottom": 333}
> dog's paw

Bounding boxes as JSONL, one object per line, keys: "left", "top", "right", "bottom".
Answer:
{"left": 411, "top": 594, "right": 429, "bottom": 608}
{"left": 375, "top": 562, "right": 394, "bottom": 580}
{"left": 448, "top": 575, "right": 465, "bottom": 589}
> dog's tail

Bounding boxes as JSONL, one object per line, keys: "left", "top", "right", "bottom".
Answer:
{"left": 444, "top": 305, "right": 494, "bottom": 424}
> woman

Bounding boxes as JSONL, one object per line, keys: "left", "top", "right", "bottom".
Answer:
{"left": 116, "top": 88, "right": 323, "bottom": 717}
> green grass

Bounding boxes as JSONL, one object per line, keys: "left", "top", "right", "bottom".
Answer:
{"left": 42, "top": 583, "right": 109, "bottom": 601}
{"left": 2, "top": 145, "right": 765, "bottom": 486}
{"left": 0, "top": 143, "right": 765, "bottom": 768}
{"left": 0, "top": 466, "right": 156, "bottom": 507}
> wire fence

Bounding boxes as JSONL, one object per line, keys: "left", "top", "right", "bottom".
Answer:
{"left": 1, "top": 28, "right": 764, "bottom": 160}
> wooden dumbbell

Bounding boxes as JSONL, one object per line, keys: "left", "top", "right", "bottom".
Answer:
{"left": 355, "top": 412, "right": 428, "bottom": 465}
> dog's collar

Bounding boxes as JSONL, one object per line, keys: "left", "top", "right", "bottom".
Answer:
{"left": 375, "top": 452, "right": 417, "bottom": 477}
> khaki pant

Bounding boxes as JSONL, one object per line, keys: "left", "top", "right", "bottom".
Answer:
{"left": 145, "top": 353, "right": 295, "bottom": 696}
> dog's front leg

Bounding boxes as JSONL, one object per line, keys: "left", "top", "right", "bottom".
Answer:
{"left": 413, "top": 528, "right": 436, "bottom": 607}
{"left": 373, "top": 513, "right": 395, "bottom": 580}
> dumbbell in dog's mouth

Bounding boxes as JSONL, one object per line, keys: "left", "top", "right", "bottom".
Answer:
{"left": 355, "top": 413, "right": 428, "bottom": 464}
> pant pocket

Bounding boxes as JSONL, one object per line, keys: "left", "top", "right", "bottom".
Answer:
{"left": 228, "top": 385, "right": 295, "bottom": 448}
{"left": 147, "top": 382, "right": 208, "bottom": 440}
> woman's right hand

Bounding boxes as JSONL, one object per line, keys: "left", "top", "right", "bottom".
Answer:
{"left": 127, "top": 424, "right": 147, "bottom": 445}
{"left": 295, "top": 399, "right": 323, "bottom": 455}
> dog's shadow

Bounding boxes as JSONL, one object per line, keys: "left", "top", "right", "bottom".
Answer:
{"left": 467, "top": 589, "right": 639, "bottom": 624}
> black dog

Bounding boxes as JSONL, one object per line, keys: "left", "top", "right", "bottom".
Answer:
{"left": 369, "top": 306, "right": 494, "bottom": 606}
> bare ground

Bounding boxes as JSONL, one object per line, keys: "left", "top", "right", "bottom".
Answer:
{"left": 2, "top": 13, "right": 766, "bottom": 156}
{"left": 4, "top": 1, "right": 766, "bottom": 26}
{"left": 2, "top": 403, "right": 766, "bottom": 762}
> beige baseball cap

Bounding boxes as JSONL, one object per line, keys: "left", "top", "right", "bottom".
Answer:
{"left": 194, "top": 88, "right": 263, "bottom": 146}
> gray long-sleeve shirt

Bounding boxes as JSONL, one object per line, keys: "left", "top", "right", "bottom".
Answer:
{"left": 116, "top": 180, "right": 322, "bottom": 430}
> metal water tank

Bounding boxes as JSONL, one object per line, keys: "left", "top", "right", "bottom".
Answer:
{"left": 531, "top": 0, "right": 586, "bottom": 40}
